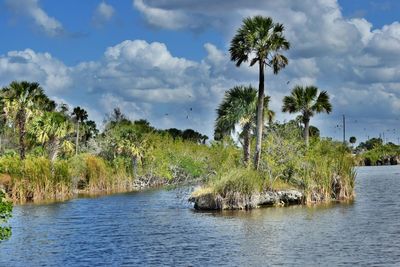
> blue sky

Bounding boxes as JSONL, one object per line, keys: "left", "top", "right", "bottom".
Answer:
{"left": 1, "top": 0, "right": 400, "bottom": 143}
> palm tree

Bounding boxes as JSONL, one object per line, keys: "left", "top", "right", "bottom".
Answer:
{"left": 0, "top": 81, "right": 51, "bottom": 159}
{"left": 82, "top": 120, "right": 98, "bottom": 145}
{"left": 215, "top": 85, "right": 273, "bottom": 165}
{"left": 349, "top": 136, "right": 357, "bottom": 145}
{"left": 29, "top": 111, "right": 74, "bottom": 162}
{"left": 72, "top": 106, "right": 88, "bottom": 155}
{"left": 282, "top": 85, "right": 332, "bottom": 146}
{"left": 230, "top": 16, "right": 290, "bottom": 169}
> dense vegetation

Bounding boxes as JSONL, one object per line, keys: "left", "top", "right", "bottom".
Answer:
{"left": 0, "top": 82, "right": 213, "bottom": 203}
{"left": 0, "top": 15, "right": 356, "bottom": 216}
{"left": 355, "top": 138, "right": 400, "bottom": 166}
{"left": 199, "top": 121, "right": 355, "bottom": 202}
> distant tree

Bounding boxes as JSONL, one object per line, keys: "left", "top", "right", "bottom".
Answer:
{"left": 182, "top": 129, "right": 203, "bottom": 143}
{"left": 282, "top": 85, "right": 332, "bottom": 147}
{"left": 58, "top": 103, "right": 70, "bottom": 116}
{"left": 358, "top": 137, "right": 383, "bottom": 150}
{"left": 103, "top": 123, "right": 146, "bottom": 177}
{"left": 309, "top": 125, "right": 320, "bottom": 138}
{"left": 110, "top": 107, "right": 126, "bottom": 123}
{"left": 134, "top": 119, "right": 155, "bottom": 134}
{"left": 201, "top": 135, "right": 209, "bottom": 144}
{"left": 1, "top": 81, "right": 52, "bottom": 159}
{"left": 230, "top": 16, "right": 290, "bottom": 169}
{"left": 29, "top": 111, "right": 74, "bottom": 162}
{"left": 71, "top": 106, "right": 88, "bottom": 155}
{"left": 81, "top": 120, "right": 98, "bottom": 145}
{"left": 165, "top": 128, "right": 183, "bottom": 140}
{"left": 349, "top": 136, "right": 357, "bottom": 145}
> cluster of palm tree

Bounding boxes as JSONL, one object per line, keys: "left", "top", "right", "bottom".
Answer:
{"left": 0, "top": 81, "right": 98, "bottom": 161}
{"left": 215, "top": 85, "right": 274, "bottom": 165}
{"left": 216, "top": 16, "right": 332, "bottom": 168}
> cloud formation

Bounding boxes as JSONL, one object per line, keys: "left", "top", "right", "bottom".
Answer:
{"left": 5, "top": 0, "right": 64, "bottom": 36}
{"left": 131, "top": 0, "right": 400, "bottom": 139}
{"left": 2, "top": 0, "right": 400, "bottom": 141}
{"left": 93, "top": 1, "right": 115, "bottom": 27}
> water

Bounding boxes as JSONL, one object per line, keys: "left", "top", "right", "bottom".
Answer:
{"left": 1, "top": 166, "right": 400, "bottom": 266}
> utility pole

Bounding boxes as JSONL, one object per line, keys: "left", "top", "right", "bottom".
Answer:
{"left": 343, "top": 114, "right": 346, "bottom": 144}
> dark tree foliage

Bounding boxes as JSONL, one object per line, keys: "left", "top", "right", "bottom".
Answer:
{"left": 357, "top": 138, "right": 383, "bottom": 150}
{"left": 349, "top": 136, "right": 357, "bottom": 144}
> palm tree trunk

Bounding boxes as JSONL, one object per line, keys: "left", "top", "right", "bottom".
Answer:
{"left": 304, "top": 117, "right": 310, "bottom": 147}
{"left": 49, "top": 137, "right": 60, "bottom": 163}
{"left": 49, "top": 137, "right": 59, "bottom": 174}
{"left": 243, "top": 123, "right": 251, "bottom": 166}
{"left": 254, "top": 61, "right": 265, "bottom": 170}
{"left": 75, "top": 121, "right": 80, "bottom": 155}
{"left": 132, "top": 155, "right": 137, "bottom": 178}
{"left": 18, "top": 110, "right": 26, "bottom": 160}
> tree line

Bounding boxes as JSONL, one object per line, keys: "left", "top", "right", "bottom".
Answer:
{"left": 0, "top": 82, "right": 208, "bottom": 164}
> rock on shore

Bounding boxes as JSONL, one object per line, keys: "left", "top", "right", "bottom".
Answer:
{"left": 189, "top": 189, "right": 304, "bottom": 210}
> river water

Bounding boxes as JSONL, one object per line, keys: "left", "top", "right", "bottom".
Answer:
{"left": 1, "top": 166, "right": 399, "bottom": 266}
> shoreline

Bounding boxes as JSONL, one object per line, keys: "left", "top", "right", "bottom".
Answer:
{"left": 188, "top": 188, "right": 355, "bottom": 211}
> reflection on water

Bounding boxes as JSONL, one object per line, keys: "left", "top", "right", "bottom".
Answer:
{"left": 1, "top": 166, "right": 400, "bottom": 266}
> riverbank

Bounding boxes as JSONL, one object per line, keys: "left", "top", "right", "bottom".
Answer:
{"left": 0, "top": 153, "right": 208, "bottom": 204}
{"left": 0, "top": 127, "right": 356, "bottom": 206}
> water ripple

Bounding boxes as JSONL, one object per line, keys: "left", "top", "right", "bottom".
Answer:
{"left": 1, "top": 166, "right": 400, "bottom": 266}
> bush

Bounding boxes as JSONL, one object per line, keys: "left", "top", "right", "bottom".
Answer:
{"left": 212, "top": 168, "right": 262, "bottom": 196}
{"left": 0, "top": 189, "right": 12, "bottom": 241}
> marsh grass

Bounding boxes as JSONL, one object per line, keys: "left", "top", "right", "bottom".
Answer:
{"left": 192, "top": 124, "right": 356, "bottom": 204}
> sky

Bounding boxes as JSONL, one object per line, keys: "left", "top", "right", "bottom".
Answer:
{"left": 1, "top": 0, "right": 400, "bottom": 144}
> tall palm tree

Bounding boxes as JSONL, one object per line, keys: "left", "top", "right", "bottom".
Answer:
{"left": 282, "top": 85, "right": 332, "bottom": 146}
{"left": 215, "top": 85, "right": 273, "bottom": 165}
{"left": 29, "top": 111, "right": 74, "bottom": 162}
{"left": 82, "top": 120, "right": 98, "bottom": 145}
{"left": 0, "top": 81, "right": 51, "bottom": 159}
{"left": 230, "top": 16, "right": 290, "bottom": 169}
{"left": 72, "top": 106, "right": 88, "bottom": 155}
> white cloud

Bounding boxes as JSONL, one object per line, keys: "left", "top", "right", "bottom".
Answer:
{"left": 0, "top": 49, "right": 71, "bottom": 92}
{"left": 93, "top": 2, "right": 115, "bottom": 27}
{"left": 133, "top": 0, "right": 198, "bottom": 30}
{"left": 3, "top": 0, "right": 400, "bottom": 141}
{"left": 5, "top": 0, "right": 64, "bottom": 36}
{"left": 130, "top": 0, "right": 400, "bottom": 140}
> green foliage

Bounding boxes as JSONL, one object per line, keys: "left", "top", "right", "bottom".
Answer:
{"left": 282, "top": 85, "right": 332, "bottom": 146}
{"left": 349, "top": 136, "right": 356, "bottom": 144}
{"left": 0, "top": 189, "right": 12, "bottom": 241}
{"left": 357, "top": 137, "right": 383, "bottom": 151}
{"left": 195, "top": 122, "right": 356, "bottom": 202}
{"left": 361, "top": 143, "right": 400, "bottom": 165}
{"left": 356, "top": 137, "right": 400, "bottom": 165}
{"left": 212, "top": 168, "right": 263, "bottom": 196}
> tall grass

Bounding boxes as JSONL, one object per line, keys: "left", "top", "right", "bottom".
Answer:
{"left": 0, "top": 154, "right": 133, "bottom": 203}
{"left": 192, "top": 124, "right": 356, "bottom": 204}
{"left": 0, "top": 135, "right": 235, "bottom": 203}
